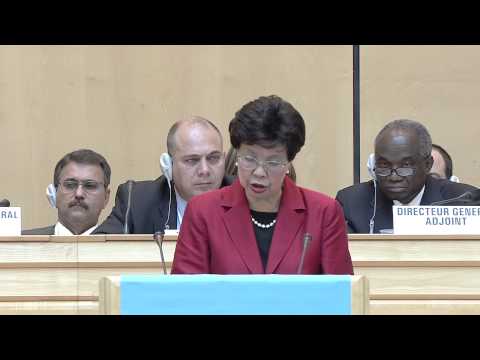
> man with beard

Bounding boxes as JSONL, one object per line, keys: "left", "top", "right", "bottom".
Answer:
{"left": 22, "top": 149, "right": 111, "bottom": 235}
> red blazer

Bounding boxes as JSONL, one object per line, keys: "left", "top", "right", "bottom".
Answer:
{"left": 171, "top": 177, "right": 353, "bottom": 275}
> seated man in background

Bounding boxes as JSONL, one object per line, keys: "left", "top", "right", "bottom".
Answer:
{"left": 22, "top": 149, "right": 111, "bottom": 235}
{"left": 430, "top": 143, "right": 459, "bottom": 182}
{"left": 95, "top": 116, "right": 232, "bottom": 234}
{"left": 336, "top": 119, "right": 477, "bottom": 234}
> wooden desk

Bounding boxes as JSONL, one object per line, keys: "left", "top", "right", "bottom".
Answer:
{"left": 350, "top": 234, "right": 480, "bottom": 314}
{"left": 1, "top": 234, "right": 480, "bottom": 314}
{"left": 0, "top": 234, "right": 176, "bottom": 314}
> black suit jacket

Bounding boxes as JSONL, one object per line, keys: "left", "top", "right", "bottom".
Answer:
{"left": 22, "top": 225, "right": 55, "bottom": 235}
{"left": 94, "top": 175, "right": 233, "bottom": 234}
{"left": 335, "top": 176, "right": 478, "bottom": 234}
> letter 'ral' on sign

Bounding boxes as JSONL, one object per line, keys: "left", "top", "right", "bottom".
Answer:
{"left": 0, "top": 207, "right": 21, "bottom": 236}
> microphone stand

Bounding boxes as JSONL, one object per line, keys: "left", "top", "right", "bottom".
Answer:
{"left": 154, "top": 231, "right": 168, "bottom": 275}
{"left": 297, "top": 233, "right": 312, "bottom": 274}
{"left": 123, "top": 180, "right": 133, "bottom": 234}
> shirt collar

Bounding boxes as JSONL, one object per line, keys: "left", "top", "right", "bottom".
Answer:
{"left": 393, "top": 185, "right": 426, "bottom": 206}
{"left": 54, "top": 222, "right": 98, "bottom": 235}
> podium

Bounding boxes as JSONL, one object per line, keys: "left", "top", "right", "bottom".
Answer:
{"left": 99, "top": 274, "right": 369, "bottom": 315}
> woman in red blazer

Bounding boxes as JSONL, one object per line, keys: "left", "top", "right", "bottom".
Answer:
{"left": 171, "top": 95, "right": 353, "bottom": 275}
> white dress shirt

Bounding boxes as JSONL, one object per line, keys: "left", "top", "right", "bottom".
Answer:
{"left": 175, "top": 192, "right": 188, "bottom": 229}
{"left": 54, "top": 222, "right": 99, "bottom": 235}
{"left": 393, "top": 185, "right": 426, "bottom": 206}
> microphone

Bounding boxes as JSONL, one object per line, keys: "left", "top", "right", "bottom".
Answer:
{"left": 0, "top": 199, "right": 10, "bottom": 207}
{"left": 296, "top": 233, "right": 312, "bottom": 274}
{"left": 153, "top": 231, "right": 168, "bottom": 275}
{"left": 430, "top": 189, "right": 480, "bottom": 206}
{"left": 123, "top": 180, "right": 134, "bottom": 234}
{"left": 369, "top": 180, "right": 377, "bottom": 234}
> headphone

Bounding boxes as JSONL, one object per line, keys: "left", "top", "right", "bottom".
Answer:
{"left": 367, "top": 153, "right": 376, "bottom": 181}
{"left": 159, "top": 152, "right": 173, "bottom": 230}
{"left": 366, "top": 153, "right": 377, "bottom": 234}
{"left": 159, "top": 153, "right": 173, "bottom": 187}
{"left": 46, "top": 184, "right": 57, "bottom": 208}
{"left": 450, "top": 175, "right": 460, "bottom": 183}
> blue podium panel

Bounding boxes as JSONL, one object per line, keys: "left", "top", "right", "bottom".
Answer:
{"left": 120, "top": 275, "right": 353, "bottom": 315}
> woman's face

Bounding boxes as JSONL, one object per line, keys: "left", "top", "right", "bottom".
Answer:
{"left": 236, "top": 143, "right": 290, "bottom": 212}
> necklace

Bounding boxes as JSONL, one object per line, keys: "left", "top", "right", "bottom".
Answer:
{"left": 251, "top": 216, "right": 277, "bottom": 229}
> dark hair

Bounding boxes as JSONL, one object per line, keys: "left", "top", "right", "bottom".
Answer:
{"left": 224, "top": 147, "right": 297, "bottom": 182}
{"left": 375, "top": 119, "right": 432, "bottom": 158}
{"left": 53, "top": 149, "right": 111, "bottom": 187}
{"left": 229, "top": 95, "right": 305, "bottom": 162}
{"left": 432, "top": 143, "right": 453, "bottom": 179}
{"left": 167, "top": 116, "right": 223, "bottom": 155}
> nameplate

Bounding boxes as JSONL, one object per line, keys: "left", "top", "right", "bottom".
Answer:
{"left": 0, "top": 207, "right": 21, "bottom": 236}
{"left": 164, "top": 229, "right": 179, "bottom": 237}
{"left": 393, "top": 206, "right": 480, "bottom": 235}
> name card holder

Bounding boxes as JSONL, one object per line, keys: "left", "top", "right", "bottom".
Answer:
{"left": 0, "top": 207, "right": 21, "bottom": 236}
{"left": 393, "top": 205, "right": 480, "bottom": 235}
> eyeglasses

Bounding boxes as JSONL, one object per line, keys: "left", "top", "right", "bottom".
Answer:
{"left": 375, "top": 167, "right": 416, "bottom": 177}
{"left": 59, "top": 180, "right": 105, "bottom": 194}
{"left": 237, "top": 155, "right": 288, "bottom": 174}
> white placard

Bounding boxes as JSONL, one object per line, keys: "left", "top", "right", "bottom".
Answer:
{"left": 0, "top": 207, "right": 21, "bottom": 236}
{"left": 164, "top": 229, "right": 179, "bottom": 236}
{"left": 393, "top": 206, "right": 480, "bottom": 235}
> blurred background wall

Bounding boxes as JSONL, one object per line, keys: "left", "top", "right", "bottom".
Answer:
{"left": 2, "top": 45, "right": 478, "bottom": 230}
{"left": 0, "top": 45, "right": 353, "bottom": 229}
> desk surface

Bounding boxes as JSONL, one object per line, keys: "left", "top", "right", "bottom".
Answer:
{"left": 0, "top": 234, "right": 479, "bottom": 314}
{"left": 2, "top": 233, "right": 480, "bottom": 241}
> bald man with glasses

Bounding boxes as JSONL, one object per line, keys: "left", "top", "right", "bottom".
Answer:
{"left": 22, "top": 149, "right": 111, "bottom": 235}
{"left": 335, "top": 119, "right": 477, "bottom": 234}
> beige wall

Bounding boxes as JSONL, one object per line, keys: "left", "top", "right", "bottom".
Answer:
{"left": 5, "top": 45, "right": 477, "bottom": 231}
{"left": 0, "top": 45, "right": 353, "bottom": 229}
{"left": 360, "top": 45, "right": 480, "bottom": 187}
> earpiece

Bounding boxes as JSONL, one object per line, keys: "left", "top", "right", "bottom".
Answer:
{"left": 46, "top": 184, "right": 56, "bottom": 208}
{"left": 366, "top": 153, "right": 377, "bottom": 234}
{"left": 367, "top": 153, "right": 376, "bottom": 180}
{"left": 159, "top": 152, "right": 173, "bottom": 188}
{"left": 450, "top": 175, "right": 460, "bottom": 183}
{"left": 159, "top": 152, "right": 173, "bottom": 230}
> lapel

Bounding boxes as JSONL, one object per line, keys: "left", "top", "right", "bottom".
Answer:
{"left": 221, "top": 180, "right": 265, "bottom": 274}
{"left": 266, "top": 177, "right": 305, "bottom": 273}
{"left": 420, "top": 176, "right": 439, "bottom": 205}
{"left": 371, "top": 185, "right": 394, "bottom": 232}
{"left": 153, "top": 178, "right": 178, "bottom": 232}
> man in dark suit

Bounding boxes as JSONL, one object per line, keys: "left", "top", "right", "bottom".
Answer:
{"left": 430, "top": 143, "right": 458, "bottom": 181}
{"left": 336, "top": 119, "right": 477, "bottom": 234}
{"left": 95, "top": 116, "right": 231, "bottom": 234}
{"left": 22, "top": 149, "right": 111, "bottom": 235}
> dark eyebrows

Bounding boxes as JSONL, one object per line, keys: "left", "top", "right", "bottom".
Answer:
{"left": 208, "top": 151, "right": 222, "bottom": 156}
{"left": 181, "top": 151, "right": 222, "bottom": 160}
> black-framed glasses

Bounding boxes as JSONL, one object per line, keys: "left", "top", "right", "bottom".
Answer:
{"left": 59, "top": 179, "right": 105, "bottom": 194}
{"left": 237, "top": 155, "right": 288, "bottom": 174}
{"left": 375, "top": 167, "right": 416, "bottom": 177}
